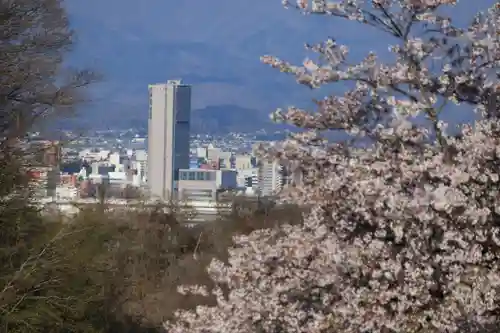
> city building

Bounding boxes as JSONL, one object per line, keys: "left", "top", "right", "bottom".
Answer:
{"left": 177, "top": 168, "right": 237, "bottom": 200}
{"left": 258, "top": 160, "right": 285, "bottom": 197}
{"left": 177, "top": 168, "right": 237, "bottom": 221}
{"left": 109, "top": 152, "right": 121, "bottom": 167}
{"left": 147, "top": 80, "right": 191, "bottom": 200}
{"left": 195, "top": 147, "right": 207, "bottom": 159}
{"left": 234, "top": 154, "right": 256, "bottom": 170}
{"left": 237, "top": 167, "right": 259, "bottom": 189}
{"left": 24, "top": 140, "right": 62, "bottom": 198}
{"left": 91, "top": 162, "right": 114, "bottom": 176}
{"left": 28, "top": 166, "right": 60, "bottom": 198}
{"left": 79, "top": 149, "right": 110, "bottom": 162}
{"left": 133, "top": 149, "right": 148, "bottom": 185}
{"left": 206, "top": 144, "right": 220, "bottom": 162}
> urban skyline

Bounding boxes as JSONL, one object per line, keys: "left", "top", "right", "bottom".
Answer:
{"left": 27, "top": 78, "right": 295, "bottom": 222}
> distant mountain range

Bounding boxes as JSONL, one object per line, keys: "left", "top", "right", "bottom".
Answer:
{"left": 191, "top": 105, "right": 277, "bottom": 134}
{"left": 55, "top": 104, "right": 283, "bottom": 134}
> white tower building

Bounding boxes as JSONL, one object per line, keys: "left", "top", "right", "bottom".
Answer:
{"left": 147, "top": 80, "right": 191, "bottom": 200}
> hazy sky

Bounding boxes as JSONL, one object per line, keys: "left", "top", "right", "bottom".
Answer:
{"left": 64, "top": 0, "right": 496, "bottom": 126}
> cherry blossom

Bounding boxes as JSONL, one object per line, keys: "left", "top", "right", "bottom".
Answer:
{"left": 165, "top": 1, "right": 500, "bottom": 332}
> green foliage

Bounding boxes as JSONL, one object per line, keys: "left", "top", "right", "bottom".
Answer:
{"left": 0, "top": 0, "right": 105, "bottom": 330}
{"left": 0, "top": 203, "right": 164, "bottom": 333}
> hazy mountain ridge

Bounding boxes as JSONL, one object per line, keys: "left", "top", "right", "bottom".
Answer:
{"left": 191, "top": 105, "right": 277, "bottom": 134}
{"left": 56, "top": 104, "right": 278, "bottom": 134}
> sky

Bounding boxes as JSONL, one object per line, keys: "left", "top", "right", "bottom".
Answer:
{"left": 63, "top": 0, "right": 496, "bottom": 128}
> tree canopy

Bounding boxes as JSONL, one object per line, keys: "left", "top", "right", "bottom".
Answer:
{"left": 165, "top": 1, "right": 500, "bottom": 332}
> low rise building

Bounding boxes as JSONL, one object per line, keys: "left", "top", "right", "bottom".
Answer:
{"left": 177, "top": 168, "right": 238, "bottom": 221}
{"left": 28, "top": 166, "right": 60, "bottom": 198}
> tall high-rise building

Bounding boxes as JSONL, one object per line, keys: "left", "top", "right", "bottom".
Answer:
{"left": 147, "top": 80, "right": 191, "bottom": 200}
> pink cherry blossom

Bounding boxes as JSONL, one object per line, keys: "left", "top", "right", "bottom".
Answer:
{"left": 165, "top": 1, "right": 500, "bottom": 332}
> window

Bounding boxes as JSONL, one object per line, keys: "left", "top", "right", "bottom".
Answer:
{"left": 183, "top": 189, "right": 213, "bottom": 200}
{"left": 188, "top": 171, "right": 196, "bottom": 180}
{"left": 148, "top": 89, "right": 153, "bottom": 119}
{"left": 196, "top": 171, "right": 205, "bottom": 181}
{"left": 180, "top": 171, "right": 187, "bottom": 180}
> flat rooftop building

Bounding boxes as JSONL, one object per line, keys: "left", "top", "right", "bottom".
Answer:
{"left": 147, "top": 80, "right": 191, "bottom": 200}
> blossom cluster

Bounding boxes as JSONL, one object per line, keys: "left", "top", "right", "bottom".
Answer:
{"left": 165, "top": 1, "right": 500, "bottom": 332}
